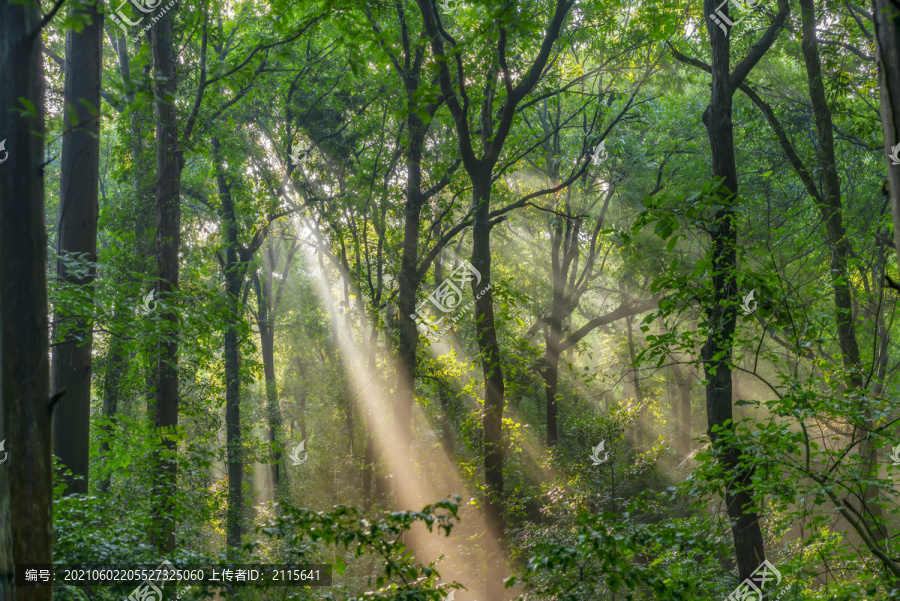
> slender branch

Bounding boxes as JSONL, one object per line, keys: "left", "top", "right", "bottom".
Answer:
{"left": 729, "top": 0, "right": 791, "bottom": 91}
{"left": 33, "top": 0, "right": 66, "bottom": 37}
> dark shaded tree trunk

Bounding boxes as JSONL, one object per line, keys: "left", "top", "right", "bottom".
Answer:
{"left": 214, "top": 137, "right": 244, "bottom": 555}
{"left": 150, "top": 11, "right": 181, "bottom": 553}
{"left": 471, "top": 174, "right": 507, "bottom": 601}
{"left": 798, "top": 0, "right": 884, "bottom": 545}
{"left": 0, "top": 1, "right": 54, "bottom": 597}
{"left": 52, "top": 0, "right": 103, "bottom": 496}
{"left": 697, "top": 0, "right": 789, "bottom": 580}
{"left": 470, "top": 174, "right": 506, "bottom": 538}
{"left": 100, "top": 340, "right": 124, "bottom": 493}
{"left": 419, "top": 3, "right": 580, "bottom": 596}
{"left": 872, "top": 0, "right": 900, "bottom": 269}
{"left": 395, "top": 116, "right": 428, "bottom": 461}
{"left": 254, "top": 267, "right": 283, "bottom": 495}
{"left": 798, "top": 0, "right": 863, "bottom": 387}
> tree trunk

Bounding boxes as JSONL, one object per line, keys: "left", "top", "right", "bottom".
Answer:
{"left": 0, "top": 1, "right": 53, "bottom": 597}
{"left": 254, "top": 268, "right": 283, "bottom": 495}
{"left": 395, "top": 116, "right": 427, "bottom": 461}
{"left": 100, "top": 339, "right": 124, "bottom": 493}
{"left": 671, "top": 363, "right": 691, "bottom": 457}
{"left": 799, "top": 0, "right": 884, "bottom": 544}
{"left": 101, "top": 28, "right": 151, "bottom": 494}
{"left": 872, "top": 0, "right": 900, "bottom": 270}
{"left": 214, "top": 138, "right": 244, "bottom": 555}
{"left": 150, "top": 11, "right": 181, "bottom": 553}
{"left": 626, "top": 315, "right": 645, "bottom": 448}
{"left": 471, "top": 174, "right": 506, "bottom": 601}
{"left": 798, "top": 0, "right": 863, "bottom": 387}
{"left": 52, "top": 0, "right": 102, "bottom": 496}
{"left": 700, "top": 0, "right": 779, "bottom": 578}
{"left": 543, "top": 218, "right": 565, "bottom": 447}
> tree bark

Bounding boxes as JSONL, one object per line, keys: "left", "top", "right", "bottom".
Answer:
{"left": 150, "top": 11, "right": 181, "bottom": 553}
{"left": 100, "top": 338, "right": 124, "bottom": 493}
{"left": 799, "top": 0, "right": 884, "bottom": 545}
{"left": 872, "top": 0, "right": 900, "bottom": 270}
{"left": 671, "top": 363, "right": 692, "bottom": 457}
{"left": 214, "top": 137, "right": 244, "bottom": 555}
{"left": 543, "top": 215, "right": 565, "bottom": 447}
{"left": 52, "top": 0, "right": 103, "bottom": 496}
{"left": 100, "top": 28, "right": 151, "bottom": 494}
{"left": 254, "top": 268, "right": 283, "bottom": 494}
{"left": 395, "top": 113, "right": 428, "bottom": 461}
{"left": 0, "top": 1, "right": 54, "bottom": 597}
{"left": 471, "top": 174, "right": 506, "bottom": 601}
{"left": 798, "top": 0, "right": 863, "bottom": 387}
{"left": 698, "top": 0, "right": 789, "bottom": 579}
{"left": 626, "top": 314, "right": 645, "bottom": 448}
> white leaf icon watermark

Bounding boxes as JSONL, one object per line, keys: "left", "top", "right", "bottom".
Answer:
{"left": 289, "top": 439, "right": 308, "bottom": 465}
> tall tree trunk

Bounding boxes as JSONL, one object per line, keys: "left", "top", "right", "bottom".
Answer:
{"left": 101, "top": 29, "right": 152, "bottom": 494}
{"left": 0, "top": 1, "right": 54, "bottom": 597}
{"left": 395, "top": 116, "right": 427, "bottom": 462}
{"left": 798, "top": 0, "right": 863, "bottom": 387}
{"left": 872, "top": 0, "right": 900, "bottom": 269}
{"left": 543, "top": 217, "right": 565, "bottom": 447}
{"left": 471, "top": 174, "right": 506, "bottom": 601}
{"left": 150, "top": 11, "right": 181, "bottom": 553}
{"left": 799, "top": 0, "right": 884, "bottom": 545}
{"left": 52, "top": 0, "right": 102, "bottom": 496}
{"left": 698, "top": 0, "right": 788, "bottom": 578}
{"left": 626, "top": 314, "right": 645, "bottom": 448}
{"left": 671, "top": 363, "right": 691, "bottom": 457}
{"left": 214, "top": 138, "right": 244, "bottom": 555}
{"left": 254, "top": 269, "right": 283, "bottom": 495}
{"left": 100, "top": 339, "right": 124, "bottom": 493}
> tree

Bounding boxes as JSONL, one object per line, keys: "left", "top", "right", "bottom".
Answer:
{"left": 150, "top": 8, "right": 182, "bottom": 552}
{"left": 252, "top": 233, "right": 297, "bottom": 497}
{"left": 872, "top": 0, "right": 900, "bottom": 270}
{"left": 0, "top": 0, "right": 61, "bottom": 597}
{"left": 52, "top": 0, "right": 103, "bottom": 496}
{"left": 798, "top": 0, "right": 885, "bottom": 547}
{"left": 418, "top": 0, "right": 579, "bottom": 595}
{"left": 674, "top": 0, "right": 790, "bottom": 581}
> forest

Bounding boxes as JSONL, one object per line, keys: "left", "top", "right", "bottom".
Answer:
{"left": 3, "top": 0, "right": 900, "bottom": 598}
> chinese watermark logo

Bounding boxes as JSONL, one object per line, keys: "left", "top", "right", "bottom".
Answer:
{"left": 411, "top": 261, "right": 489, "bottom": 340}
{"left": 888, "top": 443, "right": 900, "bottom": 466}
{"left": 109, "top": 0, "right": 179, "bottom": 43}
{"left": 740, "top": 289, "right": 757, "bottom": 315}
{"left": 709, "top": 0, "right": 761, "bottom": 36}
{"left": 0, "top": 440, "right": 7, "bottom": 464}
{"left": 126, "top": 560, "right": 175, "bottom": 601}
{"left": 290, "top": 146, "right": 308, "bottom": 168}
{"left": 889, "top": 143, "right": 900, "bottom": 166}
{"left": 588, "top": 140, "right": 607, "bottom": 165}
{"left": 139, "top": 289, "right": 157, "bottom": 316}
{"left": 289, "top": 440, "right": 308, "bottom": 466}
{"left": 725, "top": 559, "right": 781, "bottom": 601}
{"left": 0, "top": 139, "right": 8, "bottom": 165}
{"left": 589, "top": 440, "right": 609, "bottom": 465}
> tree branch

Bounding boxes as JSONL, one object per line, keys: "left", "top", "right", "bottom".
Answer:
{"left": 729, "top": 0, "right": 791, "bottom": 91}
{"left": 560, "top": 297, "right": 659, "bottom": 352}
